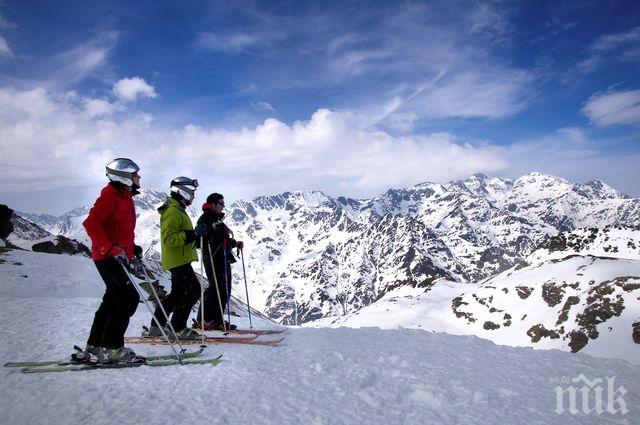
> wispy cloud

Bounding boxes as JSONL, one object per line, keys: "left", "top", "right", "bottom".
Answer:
{"left": 578, "top": 26, "right": 640, "bottom": 73}
{"left": 0, "top": 35, "right": 11, "bottom": 56}
{"left": 113, "top": 77, "right": 157, "bottom": 102}
{"left": 195, "top": 1, "right": 536, "bottom": 127}
{"left": 196, "top": 32, "right": 261, "bottom": 52}
{"left": 250, "top": 101, "right": 275, "bottom": 112}
{"left": 582, "top": 89, "right": 640, "bottom": 127}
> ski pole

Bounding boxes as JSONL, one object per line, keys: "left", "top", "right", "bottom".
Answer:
{"left": 222, "top": 238, "right": 231, "bottom": 327}
{"left": 199, "top": 237, "right": 205, "bottom": 342}
{"left": 142, "top": 266, "right": 186, "bottom": 352}
{"left": 120, "top": 259, "right": 184, "bottom": 364}
{"left": 139, "top": 265, "right": 186, "bottom": 354}
{"left": 239, "top": 247, "right": 253, "bottom": 329}
{"left": 207, "top": 243, "right": 227, "bottom": 333}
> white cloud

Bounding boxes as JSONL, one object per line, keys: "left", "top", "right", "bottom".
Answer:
{"left": 1, "top": 87, "right": 637, "bottom": 213}
{"left": 0, "top": 35, "right": 12, "bottom": 56}
{"left": 581, "top": 89, "right": 640, "bottom": 127}
{"left": 0, "top": 86, "right": 507, "bottom": 201}
{"left": 83, "top": 98, "right": 119, "bottom": 117}
{"left": 113, "top": 77, "right": 157, "bottom": 102}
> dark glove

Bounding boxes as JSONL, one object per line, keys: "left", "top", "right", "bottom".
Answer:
{"left": 134, "top": 244, "right": 143, "bottom": 260}
{"left": 184, "top": 229, "right": 197, "bottom": 245}
{"left": 128, "top": 258, "right": 144, "bottom": 275}
{"left": 235, "top": 240, "right": 244, "bottom": 250}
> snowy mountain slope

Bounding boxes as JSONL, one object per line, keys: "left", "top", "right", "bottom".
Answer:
{"left": 8, "top": 213, "right": 90, "bottom": 256}
{"left": 324, "top": 226, "right": 640, "bottom": 365}
{"left": 223, "top": 173, "right": 638, "bottom": 324}
{"left": 1, "top": 246, "right": 639, "bottom": 425}
{"left": 18, "top": 173, "right": 640, "bottom": 326}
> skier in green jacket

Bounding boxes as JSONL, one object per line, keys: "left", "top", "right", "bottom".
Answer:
{"left": 145, "top": 177, "right": 208, "bottom": 340}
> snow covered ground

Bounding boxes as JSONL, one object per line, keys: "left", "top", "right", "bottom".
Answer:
{"left": 1, "top": 248, "right": 639, "bottom": 424}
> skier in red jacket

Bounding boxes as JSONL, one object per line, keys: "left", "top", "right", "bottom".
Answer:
{"left": 74, "top": 158, "right": 145, "bottom": 364}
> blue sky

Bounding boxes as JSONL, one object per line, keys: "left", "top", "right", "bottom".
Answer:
{"left": 0, "top": 0, "right": 639, "bottom": 214}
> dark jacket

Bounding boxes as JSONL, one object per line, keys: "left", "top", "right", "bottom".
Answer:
{"left": 83, "top": 183, "right": 136, "bottom": 261}
{"left": 195, "top": 207, "right": 238, "bottom": 265}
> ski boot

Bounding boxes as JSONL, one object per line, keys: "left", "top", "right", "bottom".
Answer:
{"left": 169, "top": 328, "right": 201, "bottom": 341}
{"left": 142, "top": 324, "right": 164, "bottom": 337}
{"left": 99, "top": 346, "right": 146, "bottom": 364}
{"left": 192, "top": 320, "right": 223, "bottom": 331}
{"left": 70, "top": 344, "right": 102, "bottom": 364}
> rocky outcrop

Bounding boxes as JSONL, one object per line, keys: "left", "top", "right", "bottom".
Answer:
{"left": 32, "top": 236, "right": 91, "bottom": 257}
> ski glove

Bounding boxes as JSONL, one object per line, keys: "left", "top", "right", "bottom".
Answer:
{"left": 134, "top": 244, "right": 143, "bottom": 260}
{"left": 194, "top": 222, "right": 210, "bottom": 238}
{"left": 235, "top": 240, "right": 244, "bottom": 250}
{"left": 184, "top": 229, "right": 197, "bottom": 245}
{"left": 128, "top": 258, "right": 144, "bottom": 275}
{"left": 100, "top": 244, "right": 125, "bottom": 258}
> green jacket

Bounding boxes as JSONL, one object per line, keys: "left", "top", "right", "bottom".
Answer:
{"left": 158, "top": 197, "right": 198, "bottom": 270}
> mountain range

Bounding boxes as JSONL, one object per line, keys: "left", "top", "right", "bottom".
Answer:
{"left": 15, "top": 172, "right": 639, "bottom": 349}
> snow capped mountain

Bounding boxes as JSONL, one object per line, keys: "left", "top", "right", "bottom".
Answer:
{"left": 16, "top": 173, "right": 640, "bottom": 331}
{"left": 7, "top": 212, "right": 91, "bottom": 256}
{"left": 321, "top": 225, "right": 640, "bottom": 364}
{"left": 222, "top": 173, "right": 638, "bottom": 325}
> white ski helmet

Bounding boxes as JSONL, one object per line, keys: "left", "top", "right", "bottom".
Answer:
{"left": 170, "top": 176, "right": 199, "bottom": 203}
{"left": 106, "top": 158, "right": 140, "bottom": 187}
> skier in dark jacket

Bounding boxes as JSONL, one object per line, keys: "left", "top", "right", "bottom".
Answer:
{"left": 144, "top": 176, "right": 208, "bottom": 340}
{"left": 76, "top": 158, "right": 145, "bottom": 364}
{"left": 192, "top": 193, "right": 243, "bottom": 331}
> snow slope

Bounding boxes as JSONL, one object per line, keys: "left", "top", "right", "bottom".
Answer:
{"left": 321, "top": 226, "right": 640, "bottom": 365}
{"left": 1, "top": 247, "right": 639, "bottom": 424}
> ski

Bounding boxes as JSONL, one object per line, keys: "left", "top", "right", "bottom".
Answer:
{"left": 124, "top": 336, "right": 285, "bottom": 346}
{"left": 226, "top": 329, "right": 286, "bottom": 335}
{"left": 19, "top": 354, "right": 223, "bottom": 374}
{"left": 124, "top": 334, "right": 258, "bottom": 345}
{"left": 4, "top": 346, "right": 207, "bottom": 368}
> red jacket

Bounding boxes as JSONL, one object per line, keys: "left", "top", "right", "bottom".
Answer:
{"left": 83, "top": 183, "right": 136, "bottom": 261}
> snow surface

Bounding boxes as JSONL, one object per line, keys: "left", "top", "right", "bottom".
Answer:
{"left": 1, "top": 248, "right": 639, "bottom": 424}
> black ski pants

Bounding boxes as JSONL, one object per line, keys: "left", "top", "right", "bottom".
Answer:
{"left": 87, "top": 257, "right": 140, "bottom": 349}
{"left": 152, "top": 263, "right": 200, "bottom": 331}
{"left": 198, "top": 256, "right": 231, "bottom": 324}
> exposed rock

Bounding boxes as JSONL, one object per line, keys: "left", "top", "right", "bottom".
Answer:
{"left": 526, "top": 324, "right": 560, "bottom": 343}
{"left": 451, "top": 296, "right": 476, "bottom": 323}
{"left": 568, "top": 330, "right": 589, "bottom": 352}
{"left": 541, "top": 281, "right": 564, "bottom": 307}
{"left": 516, "top": 286, "right": 533, "bottom": 299}
{"left": 575, "top": 281, "right": 625, "bottom": 339}
{"left": 633, "top": 322, "right": 640, "bottom": 344}
{"left": 556, "top": 296, "right": 580, "bottom": 325}
{"left": 0, "top": 204, "right": 14, "bottom": 241}
{"left": 483, "top": 321, "right": 500, "bottom": 330}
{"left": 32, "top": 236, "right": 91, "bottom": 257}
